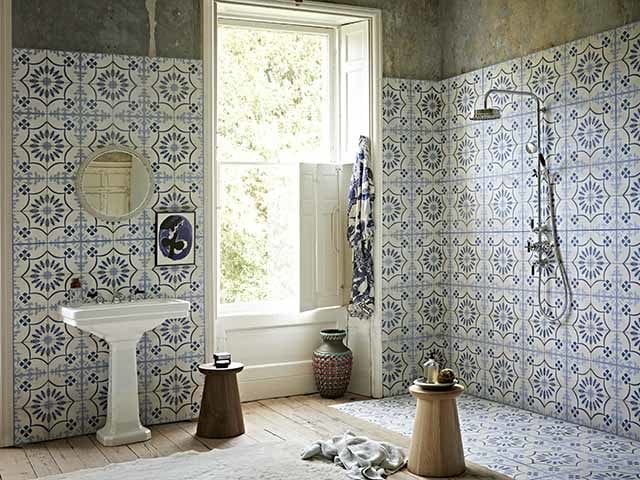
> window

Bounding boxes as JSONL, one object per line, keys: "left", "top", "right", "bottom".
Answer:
{"left": 219, "top": 163, "right": 298, "bottom": 310}
{"left": 217, "top": 16, "right": 370, "bottom": 317}
{"left": 217, "top": 22, "right": 334, "bottom": 164}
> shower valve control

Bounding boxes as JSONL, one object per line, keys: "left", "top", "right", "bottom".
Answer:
{"left": 532, "top": 257, "right": 551, "bottom": 276}
{"left": 532, "top": 225, "right": 552, "bottom": 238}
{"left": 528, "top": 240, "right": 552, "bottom": 254}
{"left": 527, "top": 240, "right": 539, "bottom": 253}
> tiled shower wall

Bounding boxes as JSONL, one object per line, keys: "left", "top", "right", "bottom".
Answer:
{"left": 381, "top": 77, "right": 451, "bottom": 392}
{"left": 12, "top": 48, "right": 205, "bottom": 444}
{"left": 381, "top": 21, "right": 640, "bottom": 440}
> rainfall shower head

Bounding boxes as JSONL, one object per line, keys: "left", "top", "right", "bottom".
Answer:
{"left": 470, "top": 107, "right": 502, "bottom": 121}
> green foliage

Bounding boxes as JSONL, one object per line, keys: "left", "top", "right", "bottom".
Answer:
{"left": 217, "top": 26, "right": 327, "bottom": 163}
{"left": 219, "top": 169, "right": 269, "bottom": 304}
{"left": 218, "top": 25, "right": 327, "bottom": 305}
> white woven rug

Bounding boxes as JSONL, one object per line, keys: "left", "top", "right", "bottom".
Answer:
{"left": 40, "top": 442, "right": 348, "bottom": 480}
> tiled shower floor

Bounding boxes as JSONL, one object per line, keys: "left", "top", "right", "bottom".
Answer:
{"left": 333, "top": 395, "right": 640, "bottom": 479}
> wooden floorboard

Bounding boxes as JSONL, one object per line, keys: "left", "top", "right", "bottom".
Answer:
{"left": 21, "top": 444, "right": 60, "bottom": 478}
{"left": 0, "top": 447, "right": 35, "bottom": 480}
{"left": 67, "top": 435, "right": 109, "bottom": 469}
{"left": 0, "top": 393, "right": 379, "bottom": 480}
{"left": 153, "top": 423, "right": 210, "bottom": 453}
{"left": 89, "top": 437, "right": 138, "bottom": 464}
{"left": 125, "top": 439, "right": 159, "bottom": 459}
{"left": 45, "top": 439, "right": 86, "bottom": 474}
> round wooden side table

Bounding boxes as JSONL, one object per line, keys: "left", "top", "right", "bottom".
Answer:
{"left": 196, "top": 362, "right": 245, "bottom": 438}
{"left": 408, "top": 384, "right": 466, "bottom": 477}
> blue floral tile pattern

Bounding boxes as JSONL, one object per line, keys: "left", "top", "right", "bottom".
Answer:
{"left": 381, "top": 78, "right": 452, "bottom": 396}
{"left": 334, "top": 394, "right": 640, "bottom": 480}
{"left": 380, "top": 21, "right": 640, "bottom": 441}
{"left": 12, "top": 48, "right": 205, "bottom": 444}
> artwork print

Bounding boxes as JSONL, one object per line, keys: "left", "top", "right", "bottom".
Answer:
{"left": 156, "top": 212, "right": 196, "bottom": 266}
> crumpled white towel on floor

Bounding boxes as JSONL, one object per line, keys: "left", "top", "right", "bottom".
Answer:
{"left": 300, "top": 431, "right": 407, "bottom": 480}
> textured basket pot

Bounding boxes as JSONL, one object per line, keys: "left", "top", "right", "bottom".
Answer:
{"left": 312, "top": 329, "right": 353, "bottom": 399}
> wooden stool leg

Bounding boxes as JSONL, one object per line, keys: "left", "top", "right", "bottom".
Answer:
{"left": 197, "top": 374, "right": 245, "bottom": 438}
{"left": 408, "top": 397, "right": 465, "bottom": 477}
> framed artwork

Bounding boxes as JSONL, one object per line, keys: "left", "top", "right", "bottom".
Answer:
{"left": 156, "top": 212, "right": 196, "bottom": 266}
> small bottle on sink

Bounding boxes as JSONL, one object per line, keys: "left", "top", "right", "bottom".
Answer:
{"left": 69, "top": 277, "right": 82, "bottom": 305}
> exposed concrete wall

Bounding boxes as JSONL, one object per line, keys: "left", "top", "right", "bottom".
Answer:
{"left": 323, "top": 0, "right": 640, "bottom": 79}
{"left": 439, "top": 0, "right": 640, "bottom": 78}
{"left": 154, "top": 0, "right": 201, "bottom": 59}
{"left": 11, "top": 1, "right": 640, "bottom": 81}
{"left": 12, "top": 0, "right": 440, "bottom": 78}
{"left": 321, "top": 0, "right": 441, "bottom": 79}
{"left": 12, "top": 0, "right": 201, "bottom": 59}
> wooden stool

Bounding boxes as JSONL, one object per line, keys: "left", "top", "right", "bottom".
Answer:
{"left": 196, "top": 362, "right": 245, "bottom": 438}
{"left": 408, "top": 384, "right": 466, "bottom": 477}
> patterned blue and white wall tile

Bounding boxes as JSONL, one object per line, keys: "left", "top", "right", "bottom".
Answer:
{"left": 11, "top": 48, "right": 205, "bottom": 444}
{"left": 565, "top": 29, "right": 617, "bottom": 104}
{"left": 380, "top": 21, "right": 640, "bottom": 441}
{"left": 446, "top": 71, "right": 483, "bottom": 129}
{"left": 483, "top": 58, "right": 524, "bottom": 116}
{"left": 381, "top": 78, "right": 451, "bottom": 397}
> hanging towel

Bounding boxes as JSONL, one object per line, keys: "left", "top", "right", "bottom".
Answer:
{"left": 347, "top": 136, "right": 375, "bottom": 320}
{"left": 301, "top": 431, "right": 407, "bottom": 480}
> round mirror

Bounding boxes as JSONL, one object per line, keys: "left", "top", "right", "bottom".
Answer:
{"left": 76, "top": 147, "right": 154, "bottom": 221}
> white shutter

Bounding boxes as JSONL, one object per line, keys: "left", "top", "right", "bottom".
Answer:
{"left": 300, "top": 163, "right": 344, "bottom": 311}
{"left": 300, "top": 164, "right": 317, "bottom": 311}
{"left": 298, "top": 19, "right": 370, "bottom": 312}
{"left": 339, "top": 20, "right": 370, "bottom": 163}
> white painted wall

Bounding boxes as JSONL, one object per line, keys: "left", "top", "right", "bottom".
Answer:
{"left": 223, "top": 307, "right": 343, "bottom": 401}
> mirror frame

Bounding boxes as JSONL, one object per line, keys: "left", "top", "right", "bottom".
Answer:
{"left": 75, "top": 146, "right": 155, "bottom": 222}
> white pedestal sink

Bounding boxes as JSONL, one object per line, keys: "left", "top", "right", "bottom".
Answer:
{"left": 59, "top": 298, "right": 191, "bottom": 446}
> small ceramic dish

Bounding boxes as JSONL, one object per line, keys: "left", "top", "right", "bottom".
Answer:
{"left": 413, "top": 377, "right": 458, "bottom": 390}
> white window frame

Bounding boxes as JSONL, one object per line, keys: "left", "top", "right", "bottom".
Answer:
{"left": 205, "top": 0, "right": 384, "bottom": 398}
{"left": 216, "top": 18, "right": 338, "bottom": 318}
{"left": 218, "top": 18, "right": 338, "bottom": 165}
{"left": 215, "top": 160, "right": 302, "bottom": 318}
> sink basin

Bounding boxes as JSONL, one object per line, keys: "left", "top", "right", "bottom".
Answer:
{"left": 60, "top": 298, "right": 191, "bottom": 341}
{"left": 59, "top": 298, "right": 190, "bottom": 446}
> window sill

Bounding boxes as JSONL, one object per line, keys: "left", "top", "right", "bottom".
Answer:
{"left": 220, "top": 305, "right": 346, "bottom": 331}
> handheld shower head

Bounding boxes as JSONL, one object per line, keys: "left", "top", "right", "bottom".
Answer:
{"left": 525, "top": 142, "right": 537, "bottom": 154}
{"left": 470, "top": 107, "right": 501, "bottom": 121}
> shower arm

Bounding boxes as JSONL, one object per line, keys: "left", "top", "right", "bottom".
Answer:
{"left": 483, "top": 88, "right": 546, "bottom": 248}
{"left": 482, "top": 88, "right": 545, "bottom": 155}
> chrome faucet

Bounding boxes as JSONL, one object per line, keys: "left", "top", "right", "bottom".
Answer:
{"left": 132, "top": 287, "right": 146, "bottom": 301}
{"left": 87, "top": 291, "right": 105, "bottom": 304}
{"left": 112, "top": 292, "right": 127, "bottom": 304}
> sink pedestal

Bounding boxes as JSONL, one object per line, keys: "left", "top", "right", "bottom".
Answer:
{"left": 98, "top": 339, "right": 150, "bottom": 446}
{"left": 58, "top": 298, "right": 191, "bottom": 446}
